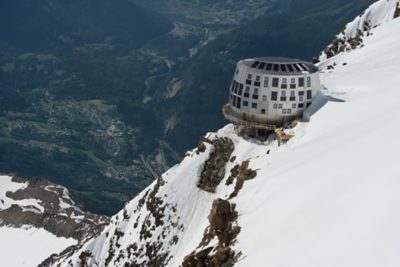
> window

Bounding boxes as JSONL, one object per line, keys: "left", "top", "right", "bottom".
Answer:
{"left": 243, "top": 101, "right": 249, "bottom": 107}
{"left": 255, "top": 75, "right": 261, "bottom": 82}
{"left": 307, "top": 77, "right": 311, "bottom": 87}
{"left": 258, "top": 63, "right": 266, "bottom": 69}
{"left": 281, "top": 91, "right": 286, "bottom": 97}
{"left": 282, "top": 78, "right": 287, "bottom": 84}
{"left": 288, "top": 109, "right": 292, "bottom": 114}
{"left": 290, "top": 91, "right": 295, "bottom": 96}
{"left": 278, "top": 104, "right": 283, "bottom": 109}
{"left": 239, "top": 83, "right": 244, "bottom": 89}
{"left": 299, "top": 77, "right": 304, "bottom": 87}
{"left": 299, "top": 96, "right": 303, "bottom": 101}
{"left": 290, "top": 84, "right": 296, "bottom": 89}
{"left": 263, "top": 77, "right": 269, "bottom": 88}
{"left": 273, "top": 64, "right": 279, "bottom": 72}
{"left": 236, "top": 97, "right": 241, "bottom": 109}
{"left": 271, "top": 91, "right": 278, "bottom": 101}
{"left": 252, "top": 94, "right": 259, "bottom": 100}
{"left": 233, "top": 95, "right": 236, "bottom": 106}
{"left": 292, "top": 104, "right": 296, "bottom": 109}
{"left": 298, "top": 103, "right": 304, "bottom": 108}
{"left": 246, "top": 80, "right": 252, "bottom": 85}
{"left": 254, "top": 88, "right": 259, "bottom": 95}
{"left": 298, "top": 91, "right": 304, "bottom": 96}
{"left": 282, "top": 109, "right": 287, "bottom": 114}
{"left": 281, "top": 84, "right": 288, "bottom": 89}
{"left": 254, "top": 81, "right": 261, "bottom": 87}
{"left": 291, "top": 78, "right": 296, "bottom": 84}
{"left": 272, "top": 78, "right": 279, "bottom": 87}
{"left": 244, "top": 87, "right": 250, "bottom": 98}
{"left": 273, "top": 103, "right": 278, "bottom": 109}
{"left": 290, "top": 96, "right": 296, "bottom": 101}
{"left": 307, "top": 90, "right": 312, "bottom": 99}
{"left": 261, "top": 109, "right": 266, "bottom": 114}
{"left": 238, "top": 87, "right": 243, "bottom": 96}
{"left": 262, "top": 95, "right": 267, "bottom": 101}
{"left": 281, "top": 96, "right": 287, "bottom": 101}
{"left": 252, "top": 103, "right": 257, "bottom": 109}
{"left": 280, "top": 65, "right": 287, "bottom": 72}
{"left": 247, "top": 74, "right": 252, "bottom": 80}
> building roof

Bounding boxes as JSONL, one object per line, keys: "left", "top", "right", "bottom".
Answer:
{"left": 240, "top": 57, "right": 319, "bottom": 75}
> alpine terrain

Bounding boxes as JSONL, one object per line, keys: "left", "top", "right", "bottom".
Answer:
{"left": 27, "top": 0, "right": 400, "bottom": 266}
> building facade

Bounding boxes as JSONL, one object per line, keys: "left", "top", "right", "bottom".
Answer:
{"left": 224, "top": 57, "right": 321, "bottom": 128}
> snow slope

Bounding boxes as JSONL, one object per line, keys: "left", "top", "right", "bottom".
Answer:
{"left": 51, "top": 1, "right": 400, "bottom": 266}
{"left": 0, "top": 226, "right": 76, "bottom": 267}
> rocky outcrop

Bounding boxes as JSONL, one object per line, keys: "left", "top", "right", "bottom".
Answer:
{"left": 228, "top": 161, "right": 257, "bottom": 199}
{"left": 197, "top": 138, "right": 234, "bottom": 193}
{"left": 182, "top": 199, "right": 241, "bottom": 267}
{"left": 394, "top": 2, "right": 400, "bottom": 18}
{"left": 0, "top": 176, "right": 108, "bottom": 241}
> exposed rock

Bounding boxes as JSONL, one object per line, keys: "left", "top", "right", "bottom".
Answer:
{"left": 0, "top": 176, "right": 108, "bottom": 241}
{"left": 394, "top": 3, "right": 400, "bottom": 19}
{"left": 197, "top": 138, "right": 234, "bottom": 193}
{"left": 182, "top": 199, "right": 241, "bottom": 267}
{"left": 229, "top": 161, "right": 257, "bottom": 199}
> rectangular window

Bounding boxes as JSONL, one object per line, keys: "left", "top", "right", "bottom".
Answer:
{"left": 282, "top": 109, "right": 287, "bottom": 114}
{"left": 256, "top": 75, "right": 261, "bottom": 82}
{"left": 291, "top": 78, "right": 296, "bottom": 84}
{"left": 292, "top": 104, "right": 296, "bottom": 109}
{"left": 290, "top": 84, "right": 296, "bottom": 89}
{"left": 298, "top": 91, "right": 304, "bottom": 96}
{"left": 278, "top": 104, "right": 283, "bottom": 109}
{"left": 254, "top": 81, "right": 261, "bottom": 87}
{"left": 243, "top": 101, "right": 249, "bottom": 107}
{"left": 261, "top": 109, "right": 266, "bottom": 114}
{"left": 262, "top": 95, "right": 267, "bottom": 101}
{"left": 252, "top": 103, "right": 257, "bottom": 109}
{"left": 307, "top": 90, "right": 312, "bottom": 99}
{"left": 254, "top": 88, "right": 259, "bottom": 95}
{"left": 299, "top": 77, "right": 304, "bottom": 87}
{"left": 299, "top": 96, "right": 303, "bottom": 101}
{"left": 298, "top": 103, "right": 304, "bottom": 108}
{"left": 282, "top": 78, "right": 287, "bottom": 84}
{"left": 246, "top": 80, "right": 252, "bottom": 85}
{"left": 281, "top": 84, "right": 288, "bottom": 89}
{"left": 247, "top": 74, "right": 252, "bottom": 80}
{"left": 263, "top": 77, "right": 269, "bottom": 88}
{"left": 271, "top": 91, "right": 278, "bottom": 101}
{"left": 307, "top": 77, "right": 311, "bottom": 87}
{"left": 252, "top": 95, "right": 259, "bottom": 100}
{"left": 290, "top": 97, "right": 296, "bottom": 101}
{"left": 273, "top": 64, "right": 279, "bottom": 72}
{"left": 244, "top": 88, "right": 250, "bottom": 98}
{"left": 290, "top": 91, "right": 295, "bottom": 96}
{"left": 258, "top": 63, "right": 266, "bottom": 69}
{"left": 238, "top": 87, "right": 243, "bottom": 96}
{"left": 281, "top": 91, "right": 286, "bottom": 97}
{"left": 280, "top": 97, "right": 287, "bottom": 101}
{"left": 272, "top": 78, "right": 279, "bottom": 87}
{"left": 288, "top": 109, "right": 292, "bottom": 114}
{"left": 236, "top": 97, "right": 241, "bottom": 109}
{"left": 273, "top": 103, "right": 278, "bottom": 109}
{"left": 239, "top": 83, "right": 244, "bottom": 89}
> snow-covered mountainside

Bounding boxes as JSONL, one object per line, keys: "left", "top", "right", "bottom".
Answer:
{"left": 319, "top": 0, "right": 400, "bottom": 60}
{"left": 0, "top": 175, "right": 109, "bottom": 266}
{"left": 45, "top": 2, "right": 400, "bottom": 265}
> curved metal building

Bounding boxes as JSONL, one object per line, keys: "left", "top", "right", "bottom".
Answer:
{"left": 223, "top": 57, "right": 321, "bottom": 130}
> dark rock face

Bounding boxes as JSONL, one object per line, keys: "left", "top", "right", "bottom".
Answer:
{"left": 394, "top": 3, "right": 400, "bottom": 19}
{"left": 182, "top": 198, "right": 241, "bottom": 267}
{"left": 0, "top": 176, "right": 108, "bottom": 241}
{"left": 228, "top": 161, "right": 257, "bottom": 199}
{"left": 197, "top": 138, "right": 234, "bottom": 193}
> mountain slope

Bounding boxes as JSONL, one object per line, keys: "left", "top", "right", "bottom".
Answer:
{"left": 0, "top": 175, "right": 108, "bottom": 266}
{"left": 46, "top": 1, "right": 400, "bottom": 265}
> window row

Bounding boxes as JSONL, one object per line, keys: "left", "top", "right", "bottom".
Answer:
{"left": 244, "top": 75, "right": 312, "bottom": 89}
